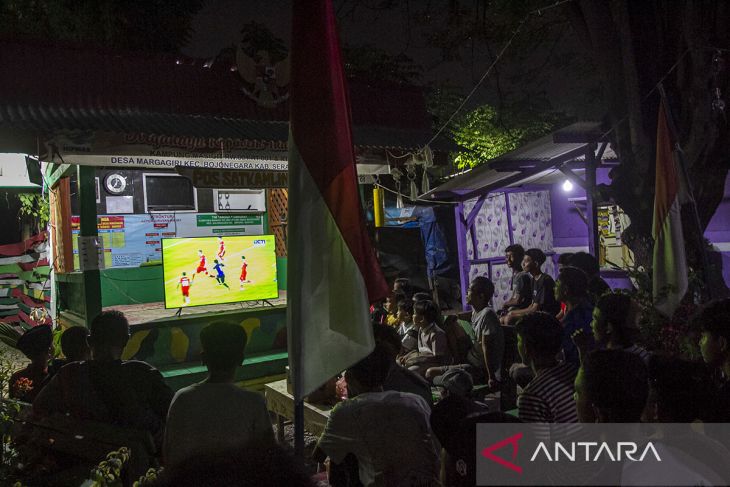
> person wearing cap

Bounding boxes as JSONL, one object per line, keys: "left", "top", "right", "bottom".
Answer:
{"left": 430, "top": 368, "right": 489, "bottom": 486}
{"left": 9, "top": 324, "right": 53, "bottom": 402}
{"left": 503, "top": 248, "right": 560, "bottom": 325}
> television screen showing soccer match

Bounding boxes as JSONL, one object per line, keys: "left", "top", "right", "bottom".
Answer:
{"left": 161, "top": 235, "right": 278, "bottom": 309}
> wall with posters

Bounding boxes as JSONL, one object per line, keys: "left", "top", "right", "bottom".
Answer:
{"left": 71, "top": 213, "right": 264, "bottom": 269}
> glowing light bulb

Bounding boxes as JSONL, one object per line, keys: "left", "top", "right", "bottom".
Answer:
{"left": 562, "top": 180, "right": 573, "bottom": 192}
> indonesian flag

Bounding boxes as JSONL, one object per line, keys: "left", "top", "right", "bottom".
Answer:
{"left": 652, "top": 101, "right": 688, "bottom": 317}
{"left": 287, "top": 0, "right": 389, "bottom": 400}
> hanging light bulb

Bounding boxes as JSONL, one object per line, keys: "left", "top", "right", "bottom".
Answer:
{"left": 562, "top": 179, "right": 574, "bottom": 192}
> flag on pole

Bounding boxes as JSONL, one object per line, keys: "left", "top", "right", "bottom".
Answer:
{"left": 652, "top": 100, "right": 689, "bottom": 316}
{"left": 287, "top": 0, "right": 390, "bottom": 401}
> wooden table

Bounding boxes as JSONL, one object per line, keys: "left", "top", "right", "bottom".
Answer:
{"left": 264, "top": 379, "right": 332, "bottom": 442}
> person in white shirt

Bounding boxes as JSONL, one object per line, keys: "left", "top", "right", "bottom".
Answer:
{"left": 163, "top": 321, "right": 275, "bottom": 468}
{"left": 314, "top": 344, "right": 440, "bottom": 487}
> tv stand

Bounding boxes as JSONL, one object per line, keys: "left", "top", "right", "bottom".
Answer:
{"left": 262, "top": 300, "right": 275, "bottom": 307}
{"left": 173, "top": 307, "right": 183, "bottom": 318}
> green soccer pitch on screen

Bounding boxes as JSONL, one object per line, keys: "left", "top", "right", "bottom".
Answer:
{"left": 161, "top": 235, "right": 278, "bottom": 309}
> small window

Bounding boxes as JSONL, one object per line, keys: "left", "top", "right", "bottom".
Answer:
{"left": 143, "top": 174, "right": 197, "bottom": 212}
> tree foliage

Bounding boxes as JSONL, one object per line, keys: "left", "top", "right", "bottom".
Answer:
{"left": 0, "top": 0, "right": 202, "bottom": 52}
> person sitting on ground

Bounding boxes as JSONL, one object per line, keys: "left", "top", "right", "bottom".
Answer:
{"left": 396, "top": 300, "right": 418, "bottom": 354}
{"left": 393, "top": 277, "right": 413, "bottom": 300}
{"left": 384, "top": 292, "right": 406, "bottom": 327}
{"left": 500, "top": 244, "right": 532, "bottom": 315}
{"left": 373, "top": 323, "right": 433, "bottom": 406}
{"left": 430, "top": 368, "right": 489, "bottom": 486}
{"left": 568, "top": 251, "right": 610, "bottom": 304}
{"left": 33, "top": 311, "right": 173, "bottom": 444}
{"left": 698, "top": 298, "right": 730, "bottom": 419}
{"left": 9, "top": 325, "right": 52, "bottom": 402}
{"left": 163, "top": 321, "right": 275, "bottom": 468}
{"left": 647, "top": 355, "right": 730, "bottom": 483}
{"left": 427, "top": 277, "right": 503, "bottom": 390}
{"left": 555, "top": 266, "right": 594, "bottom": 366}
{"left": 576, "top": 349, "right": 728, "bottom": 486}
{"left": 573, "top": 292, "right": 650, "bottom": 365}
{"left": 399, "top": 300, "right": 451, "bottom": 376}
{"left": 574, "top": 349, "right": 647, "bottom": 424}
{"left": 516, "top": 312, "right": 578, "bottom": 423}
{"left": 503, "top": 248, "right": 560, "bottom": 324}
{"left": 48, "top": 326, "right": 91, "bottom": 378}
{"left": 314, "top": 346, "right": 440, "bottom": 487}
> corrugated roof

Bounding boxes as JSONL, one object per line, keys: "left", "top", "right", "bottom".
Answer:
{"left": 424, "top": 122, "right": 616, "bottom": 201}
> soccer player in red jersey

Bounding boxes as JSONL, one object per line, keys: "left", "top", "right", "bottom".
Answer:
{"left": 193, "top": 250, "right": 208, "bottom": 280}
{"left": 177, "top": 272, "right": 192, "bottom": 305}
{"left": 217, "top": 236, "right": 226, "bottom": 261}
{"left": 239, "top": 256, "right": 249, "bottom": 290}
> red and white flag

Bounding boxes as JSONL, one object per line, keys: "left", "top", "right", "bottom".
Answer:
{"left": 652, "top": 100, "right": 688, "bottom": 316}
{"left": 287, "top": 0, "right": 389, "bottom": 400}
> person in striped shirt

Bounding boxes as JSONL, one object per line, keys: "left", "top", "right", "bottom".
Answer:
{"left": 516, "top": 312, "right": 578, "bottom": 423}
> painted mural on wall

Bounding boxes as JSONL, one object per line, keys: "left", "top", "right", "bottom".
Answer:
{"left": 71, "top": 213, "right": 264, "bottom": 268}
{"left": 122, "top": 307, "right": 287, "bottom": 367}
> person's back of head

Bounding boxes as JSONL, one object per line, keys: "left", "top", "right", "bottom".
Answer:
{"left": 16, "top": 324, "right": 52, "bottom": 362}
{"left": 557, "top": 252, "right": 574, "bottom": 269}
{"left": 345, "top": 344, "right": 392, "bottom": 396}
{"left": 88, "top": 311, "right": 130, "bottom": 358}
{"left": 648, "top": 355, "right": 715, "bottom": 422}
{"left": 568, "top": 252, "right": 600, "bottom": 278}
{"left": 200, "top": 321, "right": 248, "bottom": 375}
{"left": 60, "top": 326, "right": 90, "bottom": 362}
{"left": 594, "top": 292, "right": 639, "bottom": 347}
{"left": 516, "top": 312, "right": 562, "bottom": 363}
{"left": 412, "top": 291, "right": 432, "bottom": 304}
{"left": 556, "top": 266, "right": 588, "bottom": 302}
{"left": 696, "top": 298, "right": 730, "bottom": 367}
{"left": 579, "top": 349, "right": 648, "bottom": 422}
{"left": 372, "top": 322, "right": 402, "bottom": 360}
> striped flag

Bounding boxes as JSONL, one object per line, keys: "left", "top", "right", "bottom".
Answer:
{"left": 287, "top": 0, "right": 389, "bottom": 401}
{"left": 652, "top": 100, "right": 688, "bottom": 316}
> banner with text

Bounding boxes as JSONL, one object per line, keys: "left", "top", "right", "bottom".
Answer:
{"left": 71, "top": 213, "right": 263, "bottom": 268}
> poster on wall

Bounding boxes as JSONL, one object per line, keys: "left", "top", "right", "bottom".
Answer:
{"left": 72, "top": 213, "right": 264, "bottom": 269}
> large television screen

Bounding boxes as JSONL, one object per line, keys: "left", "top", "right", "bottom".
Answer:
{"left": 162, "top": 235, "right": 278, "bottom": 309}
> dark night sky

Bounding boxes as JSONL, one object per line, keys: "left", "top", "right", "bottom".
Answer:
{"left": 182, "top": 0, "right": 603, "bottom": 120}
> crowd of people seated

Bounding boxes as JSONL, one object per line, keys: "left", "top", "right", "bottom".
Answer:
{"left": 5, "top": 244, "right": 730, "bottom": 486}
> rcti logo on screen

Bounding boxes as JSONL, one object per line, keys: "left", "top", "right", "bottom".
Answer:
{"left": 253, "top": 239, "right": 266, "bottom": 246}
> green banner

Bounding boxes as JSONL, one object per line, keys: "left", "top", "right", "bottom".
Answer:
{"left": 196, "top": 214, "right": 263, "bottom": 227}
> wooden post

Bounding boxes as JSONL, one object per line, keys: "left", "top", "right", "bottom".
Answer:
{"left": 77, "top": 166, "right": 102, "bottom": 324}
{"left": 585, "top": 144, "right": 600, "bottom": 257}
{"left": 54, "top": 178, "right": 74, "bottom": 274}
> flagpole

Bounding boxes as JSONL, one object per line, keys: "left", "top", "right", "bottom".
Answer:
{"left": 657, "top": 83, "right": 714, "bottom": 300}
{"left": 294, "top": 399, "right": 304, "bottom": 457}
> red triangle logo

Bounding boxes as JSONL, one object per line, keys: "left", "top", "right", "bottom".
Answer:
{"left": 481, "top": 432, "right": 523, "bottom": 474}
